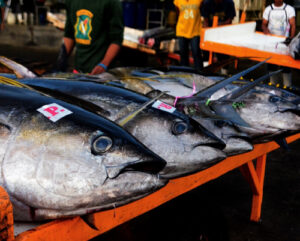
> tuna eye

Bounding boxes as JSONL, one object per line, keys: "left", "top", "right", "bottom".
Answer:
{"left": 92, "top": 136, "right": 113, "bottom": 154}
{"left": 171, "top": 119, "right": 188, "bottom": 135}
{"left": 269, "top": 96, "right": 280, "bottom": 103}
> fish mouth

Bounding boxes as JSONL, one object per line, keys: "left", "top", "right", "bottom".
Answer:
{"left": 160, "top": 145, "right": 226, "bottom": 179}
{"left": 189, "top": 118, "right": 226, "bottom": 150}
{"left": 105, "top": 155, "right": 167, "bottom": 179}
{"left": 124, "top": 156, "right": 167, "bottom": 174}
{"left": 281, "top": 108, "right": 300, "bottom": 116}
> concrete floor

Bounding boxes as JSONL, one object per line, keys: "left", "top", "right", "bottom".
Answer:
{"left": 0, "top": 38, "right": 299, "bottom": 241}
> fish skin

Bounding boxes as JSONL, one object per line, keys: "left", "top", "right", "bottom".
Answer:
{"left": 15, "top": 78, "right": 227, "bottom": 179}
{"left": 0, "top": 84, "right": 168, "bottom": 221}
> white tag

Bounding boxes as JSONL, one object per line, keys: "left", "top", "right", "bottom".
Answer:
{"left": 152, "top": 100, "right": 176, "bottom": 113}
{"left": 37, "top": 103, "right": 73, "bottom": 122}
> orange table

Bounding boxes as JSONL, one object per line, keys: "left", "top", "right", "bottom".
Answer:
{"left": 11, "top": 133, "right": 300, "bottom": 241}
{"left": 200, "top": 22, "right": 300, "bottom": 69}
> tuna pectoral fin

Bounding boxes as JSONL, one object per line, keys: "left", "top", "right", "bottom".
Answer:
{"left": 292, "top": 98, "right": 300, "bottom": 105}
{"left": 211, "top": 103, "right": 250, "bottom": 127}
{"left": 0, "top": 56, "right": 37, "bottom": 78}
{"left": 275, "top": 138, "right": 290, "bottom": 150}
{"left": 81, "top": 214, "right": 98, "bottom": 230}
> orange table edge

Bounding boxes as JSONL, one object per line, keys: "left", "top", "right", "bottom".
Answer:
{"left": 200, "top": 28, "right": 300, "bottom": 69}
{"left": 13, "top": 133, "right": 300, "bottom": 241}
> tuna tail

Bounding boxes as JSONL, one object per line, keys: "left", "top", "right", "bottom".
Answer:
{"left": 220, "top": 70, "right": 282, "bottom": 101}
{"left": 0, "top": 56, "right": 37, "bottom": 78}
{"left": 196, "top": 58, "right": 270, "bottom": 98}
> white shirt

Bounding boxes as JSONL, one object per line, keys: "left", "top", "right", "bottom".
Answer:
{"left": 263, "top": 3, "right": 295, "bottom": 37}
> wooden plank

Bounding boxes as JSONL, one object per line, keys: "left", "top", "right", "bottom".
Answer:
{"left": 122, "top": 39, "right": 156, "bottom": 55}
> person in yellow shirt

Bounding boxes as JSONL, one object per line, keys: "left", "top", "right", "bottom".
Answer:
{"left": 174, "top": 0, "right": 203, "bottom": 71}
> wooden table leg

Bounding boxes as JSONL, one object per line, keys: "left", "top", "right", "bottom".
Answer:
{"left": 250, "top": 154, "right": 267, "bottom": 222}
{"left": 239, "top": 154, "right": 267, "bottom": 222}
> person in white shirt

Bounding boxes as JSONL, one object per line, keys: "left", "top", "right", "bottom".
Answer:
{"left": 262, "top": 0, "right": 296, "bottom": 87}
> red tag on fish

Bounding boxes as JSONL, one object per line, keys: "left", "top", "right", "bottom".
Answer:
{"left": 37, "top": 103, "right": 73, "bottom": 122}
{"left": 152, "top": 100, "right": 176, "bottom": 113}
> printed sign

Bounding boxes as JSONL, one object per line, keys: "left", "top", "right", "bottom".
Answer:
{"left": 37, "top": 103, "right": 73, "bottom": 122}
{"left": 152, "top": 100, "right": 176, "bottom": 113}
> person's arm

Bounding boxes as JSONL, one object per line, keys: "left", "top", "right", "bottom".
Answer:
{"left": 63, "top": 37, "right": 75, "bottom": 55}
{"left": 0, "top": 6, "right": 4, "bottom": 31}
{"left": 262, "top": 19, "right": 270, "bottom": 34}
{"left": 90, "top": 0, "right": 123, "bottom": 75}
{"left": 289, "top": 17, "right": 296, "bottom": 38}
{"left": 90, "top": 43, "right": 120, "bottom": 75}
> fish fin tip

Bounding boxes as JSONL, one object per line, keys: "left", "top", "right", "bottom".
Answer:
{"left": 81, "top": 214, "right": 99, "bottom": 231}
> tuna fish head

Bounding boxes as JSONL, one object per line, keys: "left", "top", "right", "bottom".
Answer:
{"left": 118, "top": 105, "right": 226, "bottom": 179}
{"left": 0, "top": 85, "right": 167, "bottom": 221}
{"left": 237, "top": 90, "right": 300, "bottom": 131}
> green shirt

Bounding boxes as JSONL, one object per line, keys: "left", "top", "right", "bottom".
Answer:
{"left": 64, "top": 0, "right": 124, "bottom": 73}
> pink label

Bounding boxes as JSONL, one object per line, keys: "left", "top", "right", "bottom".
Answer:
{"left": 37, "top": 103, "right": 73, "bottom": 122}
{"left": 152, "top": 100, "right": 176, "bottom": 113}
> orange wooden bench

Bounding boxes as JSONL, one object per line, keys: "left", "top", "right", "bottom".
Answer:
{"left": 200, "top": 21, "right": 300, "bottom": 69}
{"left": 8, "top": 133, "right": 298, "bottom": 241}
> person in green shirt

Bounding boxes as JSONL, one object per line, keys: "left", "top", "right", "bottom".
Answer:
{"left": 59, "top": 0, "right": 124, "bottom": 74}
{"left": 0, "top": 0, "right": 5, "bottom": 31}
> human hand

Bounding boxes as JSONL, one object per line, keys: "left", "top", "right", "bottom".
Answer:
{"left": 90, "top": 63, "right": 107, "bottom": 75}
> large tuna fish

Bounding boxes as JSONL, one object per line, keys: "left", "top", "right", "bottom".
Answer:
{"left": 0, "top": 56, "right": 228, "bottom": 179}
{"left": 17, "top": 78, "right": 226, "bottom": 179}
{"left": 0, "top": 84, "right": 168, "bottom": 221}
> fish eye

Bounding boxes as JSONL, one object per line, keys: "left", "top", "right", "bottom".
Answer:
{"left": 92, "top": 135, "right": 113, "bottom": 154}
{"left": 171, "top": 119, "right": 188, "bottom": 135}
{"left": 269, "top": 96, "right": 280, "bottom": 103}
